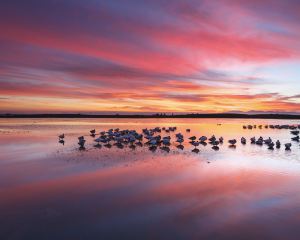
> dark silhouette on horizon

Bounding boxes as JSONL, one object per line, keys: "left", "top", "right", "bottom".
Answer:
{"left": 1, "top": 113, "right": 300, "bottom": 119}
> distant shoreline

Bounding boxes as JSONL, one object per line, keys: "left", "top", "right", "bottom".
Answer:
{"left": 1, "top": 113, "right": 300, "bottom": 119}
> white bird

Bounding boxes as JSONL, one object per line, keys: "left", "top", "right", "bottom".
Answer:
{"left": 94, "top": 137, "right": 102, "bottom": 144}
{"left": 268, "top": 142, "right": 274, "bottom": 150}
{"left": 78, "top": 136, "right": 84, "bottom": 141}
{"left": 189, "top": 136, "right": 196, "bottom": 141}
{"left": 136, "top": 134, "right": 143, "bottom": 142}
{"left": 90, "top": 129, "right": 96, "bottom": 134}
{"left": 94, "top": 138, "right": 102, "bottom": 148}
{"left": 191, "top": 141, "right": 200, "bottom": 148}
{"left": 264, "top": 137, "right": 272, "bottom": 145}
{"left": 285, "top": 143, "right": 292, "bottom": 150}
{"left": 162, "top": 137, "right": 171, "bottom": 146}
{"left": 199, "top": 136, "right": 207, "bottom": 142}
{"left": 78, "top": 139, "right": 86, "bottom": 148}
{"left": 212, "top": 145, "right": 219, "bottom": 151}
{"left": 176, "top": 133, "right": 183, "bottom": 139}
{"left": 209, "top": 135, "right": 216, "bottom": 143}
{"left": 291, "top": 136, "right": 299, "bottom": 142}
{"left": 176, "top": 138, "right": 184, "bottom": 145}
{"left": 149, "top": 139, "right": 158, "bottom": 146}
{"left": 256, "top": 137, "right": 263, "bottom": 145}
{"left": 276, "top": 140, "right": 281, "bottom": 149}
{"left": 291, "top": 130, "right": 299, "bottom": 136}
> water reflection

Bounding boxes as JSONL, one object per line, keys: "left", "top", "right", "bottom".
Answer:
{"left": 1, "top": 118, "right": 300, "bottom": 239}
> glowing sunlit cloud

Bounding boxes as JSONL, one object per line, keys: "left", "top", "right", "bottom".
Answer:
{"left": 0, "top": 0, "right": 299, "bottom": 113}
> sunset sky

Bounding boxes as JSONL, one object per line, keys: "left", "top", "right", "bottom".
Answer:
{"left": 0, "top": 0, "right": 300, "bottom": 114}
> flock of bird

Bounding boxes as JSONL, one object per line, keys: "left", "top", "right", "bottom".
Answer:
{"left": 242, "top": 124, "right": 300, "bottom": 150}
{"left": 58, "top": 124, "right": 300, "bottom": 153}
{"left": 243, "top": 124, "right": 300, "bottom": 130}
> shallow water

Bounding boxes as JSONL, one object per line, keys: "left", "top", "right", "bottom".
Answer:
{"left": 1, "top": 118, "right": 300, "bottom": 240}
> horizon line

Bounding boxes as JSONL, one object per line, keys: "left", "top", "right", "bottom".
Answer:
{"left": 2, "top": 112, "right": 300, "bottom": 120}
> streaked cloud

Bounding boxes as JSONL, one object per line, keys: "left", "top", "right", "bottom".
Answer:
{"left": 0, "top": 0, "right": 299, "bottom": 113}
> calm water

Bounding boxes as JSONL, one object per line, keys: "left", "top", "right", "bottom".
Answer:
{"left": 1, "top": 118, "right": 300, "bottom": 240}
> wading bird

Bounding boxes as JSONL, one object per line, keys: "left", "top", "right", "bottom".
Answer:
{"left": 285, "top": 143, "right": 292, "bottom": 150}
